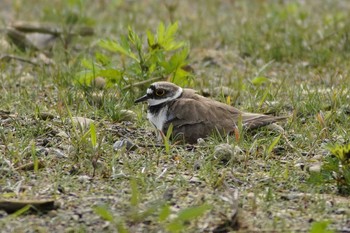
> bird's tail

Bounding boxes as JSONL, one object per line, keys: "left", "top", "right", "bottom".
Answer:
{"left": 242, "top": 113, "right": 288, "bottom": 130}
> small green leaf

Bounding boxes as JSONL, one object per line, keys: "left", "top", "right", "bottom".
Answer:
{"left": 159, "top": 204, "right": 171, "bottom": 222}
{"left": 327, "top": 144, "right": 350, "bottom": 163}
{"left": 130, "top": 178, "right": 139, "bottom": 206}
{"left": 75, "top": 71, "right": 94, "bottom": 86}
{"left": 90, "top": 123, "right": 97, "bottom": 148}
{"left": 99, "top": 39, "right": 139, "bottom": 61}
{"left": 31, "top": 143, "right": 38, "bottom": 172}
{"left": 9, "top": 204, "right": 31, "bottom": 218}
{"left": 283, "top": 167, "right": 289, "bottom": 179}
{"left": 81, "top": 58, "right": 95, "bottom": 70}
{"left": 164, "top": 124, "right": 174, "bottom": 154}
{"left": 116, "top": 221, "right": 129, "bottom": 233}
{"left": 157, "top": 22, "right": 165, "bottom": 44}
{"left": 165, "top": 22, "right": 179, "bottom": 41}
{"left": 97, "top": 69, "right": 122, "bottom": 79}
{"left": 167, "top": 221, "right": 183, "bottom": 233}
{"left": 166, "top": 124, "right": 173, "bottom": 139}
{"left": 167, "top": 204, "right": 211, "bottom": 233}
{"left": 93, "top": 205, "right": 114, "bottom": 222}
{"left": 309, "top": 220, "right": 334, "bottom": 233}
{"left": 258, "top": 86, "right": 270, "bottom": 108}
{"left": 251, "top": 76, "right": 269, "bottom": 86}
{"left": 175, "top": 204, "right": 211, "bottom": 222}
{"left": 267, "top": 134, "right": 281, "bottom": 156}
{"left": 147, "top": 30, "right": 155, "bottom": 47}
{"left": 95, "top": 52, "right": 111, "bottom": 66}
{"left": 128, "top": 26, "right": 142, "bottom": 48}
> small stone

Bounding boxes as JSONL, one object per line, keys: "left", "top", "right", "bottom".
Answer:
{"left": 333, "top": 208, "right": 348, "bottom": 215}
{"left": 19, "top": 73, "right": 35, "bottom": 83}
{"left": 309, "top": 163, "right": 322, "bottom": 173}
{"left": 193, "top": 161, "right": 201, "bottom": 170}
{"left": 294, "top": 163, "right": 305, "bottom": 170}
{"left": 163, "top": 188, "right": 175, "bottom": 201}
{"left": 113, "top": 139, "right": 137, "bottom": 151}
{"left": 77, "top": 175, "right": 92, "bottom": 182}
{"left": 311, "top": 154, "right": 323, "bottom": 161}
{"left": 36, "top": 53, "right": 54, "bottom": 65}
{"left": 37, "top": 147, "right": 49, "bottom": 156}
{"left": 57, "top": 130, "right": 69, "bottom": 138}
{"left": 197, "top": 138, "right": 206, "bottom": 145}
{"left": 91, "top": 76, "right": 106, "bottom": 89}
{"left": 0, "top": 37, "right": 11, "bottom": 51}
{"left": 0, "top": 210, "right": 8, "bottom": 218}
{"left": 26, "top": 32, "right": 57, "bottom": 50}
{"left": 247, "top": 192, "right": 255, "bottom": 198}
{"left": 49, "top": 148, "right": 66, "bottom": 158}
{"left": 47, "top": 210, "right": 58, "bottom": 217}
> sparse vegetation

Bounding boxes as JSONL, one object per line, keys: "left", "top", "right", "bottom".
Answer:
{"left": 0, "top": 0, "right": 349, "bottom": 232}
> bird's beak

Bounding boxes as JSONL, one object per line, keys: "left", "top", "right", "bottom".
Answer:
{"left": 134, "top": 94, "right": 149, "bottom": 104}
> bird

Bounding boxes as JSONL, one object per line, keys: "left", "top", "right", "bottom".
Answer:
{"left": 135, "top": 81, "right": 287, "bottom": 144}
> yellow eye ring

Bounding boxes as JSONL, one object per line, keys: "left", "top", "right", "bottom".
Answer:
{"left": 155, "top": 89, "right": 165, "bottom": 96}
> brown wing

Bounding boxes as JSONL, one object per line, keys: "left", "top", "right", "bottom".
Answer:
{"left": 163, "top": 94, "right": 242, "bottom": 143}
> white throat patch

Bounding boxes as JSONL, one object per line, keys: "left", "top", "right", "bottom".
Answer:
{"left": 147, "top": 87, "right": 183, "bottom": 106}
{"left": 147, "top": 105, "right": 168, "bottom": 132}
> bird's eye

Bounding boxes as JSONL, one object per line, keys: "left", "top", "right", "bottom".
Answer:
{"left": 155, "top": 89, "right": 165, "bottom": 96}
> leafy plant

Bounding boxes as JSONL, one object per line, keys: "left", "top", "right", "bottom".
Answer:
{"left": 309, "top": 220, "right": 334, "bottom": 233}
{"left": 325, "top": 144, "right": 350, "bottom": 194}
{"left": 93, "top": 180, "right": 211, "bottom": 233}
{"left": 163, "top": 124, "right": 174, "bottom": 154}
{"left": 93, "top": 205, "right": 129, "bottom": 233}
{"left": 309, "top": 144, "right": 350, "bottom": 195}
{"left": 166, "top": 204, "right": 212, "bottom": 233}
{"left": 265, "top": 134, "right": 282, "bottom": 159}
{"left": 79, "top": 22, "right": 192, "bottom": 91}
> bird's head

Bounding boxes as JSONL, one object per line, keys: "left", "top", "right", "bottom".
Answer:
{"left": 135, "top": 82, "right": 183, "bottom": 106}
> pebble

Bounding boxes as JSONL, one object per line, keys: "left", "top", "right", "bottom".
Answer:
{"left": 294, "top": 163, "right": 305, "bottom": 170}
{"left": 57, "top": 130, "right": 69, "bottom": 138}
{"left": 77, "top": 175, "right": 92, "bottom": 182}
{"left": 308, "top": 163, "right": 322, "bottom": 173}
{"left": 113, "top": 139, "right": 137, "bottom": 151}
{"left": 0, "top": 37, "right": 11, "bottom": 51}
{"left": 311, "top": 154, "right": 323, "bottom": 161}
{"left": 91, "top": 76, "right": 106, "bottom": 89}
{"left": 0, "top": 210, "right": 8, "bottom": 218}
{"left": 49, "top": 148, "right": 66, "bottom": 158}
{"left": 197, "top": 138, "right": 206, "bottom": 145}
{"left": 247, "top": 192, "right": 255, "bottom": 198}
{"left": 19, "top": 73, "right": 35, "bottom": 83}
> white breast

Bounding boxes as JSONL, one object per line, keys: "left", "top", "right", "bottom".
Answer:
{"left": 147, "top": 106, "right": 168, "bottom": 132}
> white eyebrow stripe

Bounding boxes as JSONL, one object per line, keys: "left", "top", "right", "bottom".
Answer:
{"left": 147, "top": 87, "right": 183, "bottom": 106}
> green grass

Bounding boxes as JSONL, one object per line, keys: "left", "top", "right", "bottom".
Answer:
{"left": 1, "top": 0, "right": 350, "bottom": 232}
